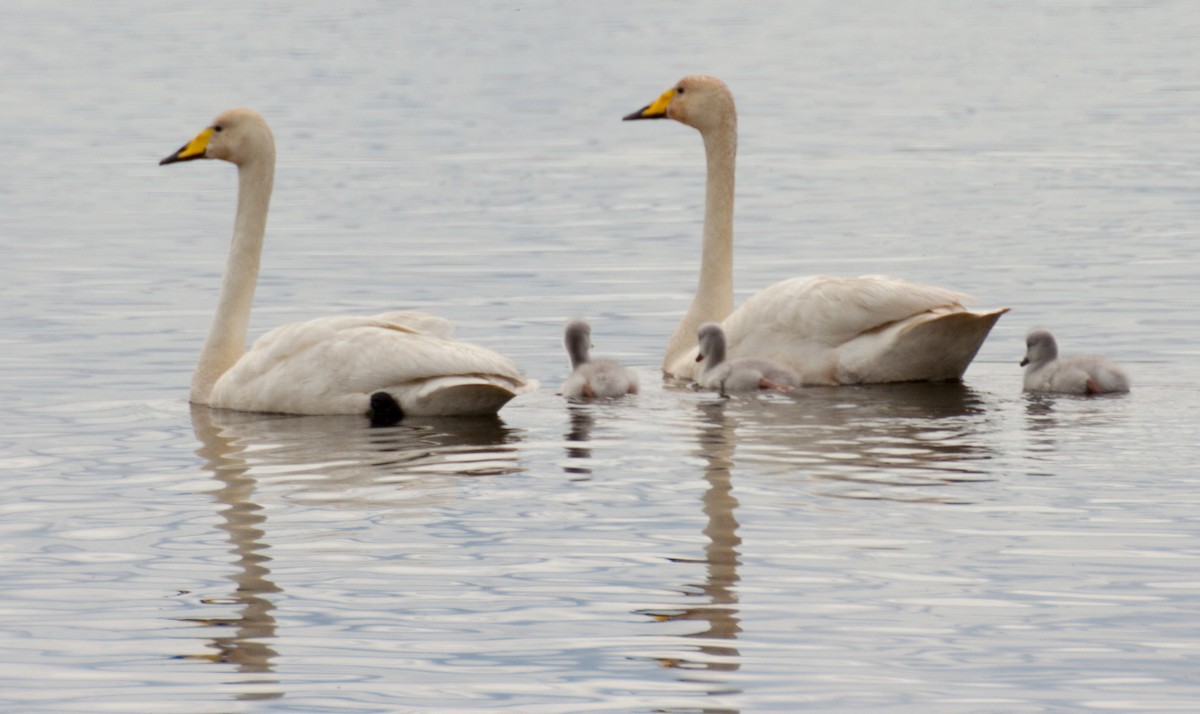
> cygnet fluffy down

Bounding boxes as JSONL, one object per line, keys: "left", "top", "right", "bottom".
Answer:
{"left": 1021, "top": 328, "right": 1130, "bottom": 395}
{"left": 696, "top": 322, "right": 799, "bottom": 393}
{"left": 560, "top": 319, "right": 639, "bottom": 399}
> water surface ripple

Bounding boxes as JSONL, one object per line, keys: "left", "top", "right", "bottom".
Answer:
{"left": 3, "top": 1, "right": 1200, "bottom": 711}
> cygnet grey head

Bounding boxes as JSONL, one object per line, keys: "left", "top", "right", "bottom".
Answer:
{"left": 564, "top": 319, "right": 592, "bottom": 369}
{"left": 1021, "top": 328, "right": 1059, "bottom": 367}
{"left": 695, "top": 322, "right": 727, "bottom": 370}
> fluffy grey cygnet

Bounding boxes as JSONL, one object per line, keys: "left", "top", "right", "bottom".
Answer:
{"left": 560, "top": 319, "right": 639, "bottom": 399}
{"left": 1021, "top": 328, "right": 1130, "bottom": 395}
{"left": 695, "top": 322, "right": 799, "bottom": 393}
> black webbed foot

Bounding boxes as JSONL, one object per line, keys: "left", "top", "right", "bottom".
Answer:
{"left": 368, "top": 392, "right": 404, "bottom": 426}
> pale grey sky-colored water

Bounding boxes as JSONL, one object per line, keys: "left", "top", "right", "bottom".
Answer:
{"left": 2, "top": 2, "right": 1199, "bottom": 711}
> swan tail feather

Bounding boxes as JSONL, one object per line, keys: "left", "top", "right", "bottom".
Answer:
{"left": 398, "top": 376, "right": 536, "bottom": 417}
{"left": 893, "top": 307, "right": 1009, "bottom": 381}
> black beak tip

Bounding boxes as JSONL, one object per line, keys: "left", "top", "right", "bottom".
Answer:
{"left": 160, "top": 142, "right": 200, "bottom": 166}
{"left": 623, "top": 105, "right": 655, "bottom": 121}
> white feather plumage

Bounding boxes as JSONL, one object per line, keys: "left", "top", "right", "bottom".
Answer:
{"left": 161, "top": 109, "right": 532, "bottom": 417}
{"left": 626, "top": 76, "right": 1008, "bottom": 384}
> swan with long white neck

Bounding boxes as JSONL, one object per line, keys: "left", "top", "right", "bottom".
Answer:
{"left": 161, "top": 108, "right": 532, "bottom": 418}
{"left": 625, "top": 76, "right": 1008, "bottom": 384}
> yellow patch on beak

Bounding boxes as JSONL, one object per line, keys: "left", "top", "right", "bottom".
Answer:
{"left": 623, "top": 88, "right": 676, "bottom": 121}
{"left": 644, "top": 88, "right": 676, "bottom": 117}
{"left": 160, "top": 127, "right": 214, "bottom": 165}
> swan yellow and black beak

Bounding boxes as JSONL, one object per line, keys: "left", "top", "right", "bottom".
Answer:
{"left": 160, "top": 127, "right": 214, "bottom": 165}
{"left": 623, "top": 87, "right": 676, "bottom": 121}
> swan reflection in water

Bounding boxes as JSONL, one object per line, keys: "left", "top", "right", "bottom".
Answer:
{"left": 708, "top": 381, "right": 1000, "bottom": 503}
{"left": 564, "top": 405, "right": 597, "bottom": 476}
{"left": 178, "top": 405, "right": 283, "bottom": 698}
{"left": 1022, "top": 390, "right": 1133, "bottom": 462}
{"left": 195, "top": 407, "right": 521, "bottom": 509}
{"left": 640, "top": 380, "right": 1000, "bottom": 696}
{"left": 179, "top": 405, "right": 522, "bottom": 689}
{"left": 649, "top": 400, "right": 744, "bottom": 682}
{"left": 562, "top": 397, "right": 744, "bottom": 695}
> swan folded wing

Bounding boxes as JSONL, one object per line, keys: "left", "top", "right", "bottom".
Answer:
{"left": 210, "top": 316, "right": 526, "bottom": 414}
{"left": 710, "top": 275, "right": 981, "bottom": 384}
{"left": 726, "top": 275, "right": 974, "bottom": 344}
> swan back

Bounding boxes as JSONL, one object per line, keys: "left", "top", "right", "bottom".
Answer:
{"left": 1021, "top": 328, "right": 1130, "bottom": 395}
{"left": 209, "top": 314, "right": 531, "bottom": 416}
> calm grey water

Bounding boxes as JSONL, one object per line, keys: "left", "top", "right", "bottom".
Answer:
{"left": 2, "top": 1, "right": 1199, "bottom": 711}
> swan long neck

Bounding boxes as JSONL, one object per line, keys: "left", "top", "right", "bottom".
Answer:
{"left": 191, "top": 154, "right": 274, "bottom": 403}
{"left": 664, "top": 116, "right": 737, "bottom": 371}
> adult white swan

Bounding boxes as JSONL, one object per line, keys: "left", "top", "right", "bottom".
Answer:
{"left": 160, "top": 108, "right": 532, "bottom": 419}
{"left": 624, "top": 76, "right": 1008, "bottom": 383}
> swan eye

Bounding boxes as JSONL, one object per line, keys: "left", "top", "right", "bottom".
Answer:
{"left": 213, "top": 125, "right": 224, "bottom": 133}
{"left": 676, "top": 86, "right": 685, "bottom": 95}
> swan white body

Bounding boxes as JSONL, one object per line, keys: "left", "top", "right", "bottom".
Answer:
{"left": 560, "top": 319, "right": 639, "bottom": 398}
{"left": 161, "top": 108, "right": 531, "bottom": 417}
{"left": 625, "top": 75, "right": 1008, "bottom": 384}
{"left": 696, "top": 322, "right": 798, "bottom": 393}
{"left": 1021, "top": 329, "right": 1130, "bottom": 395}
